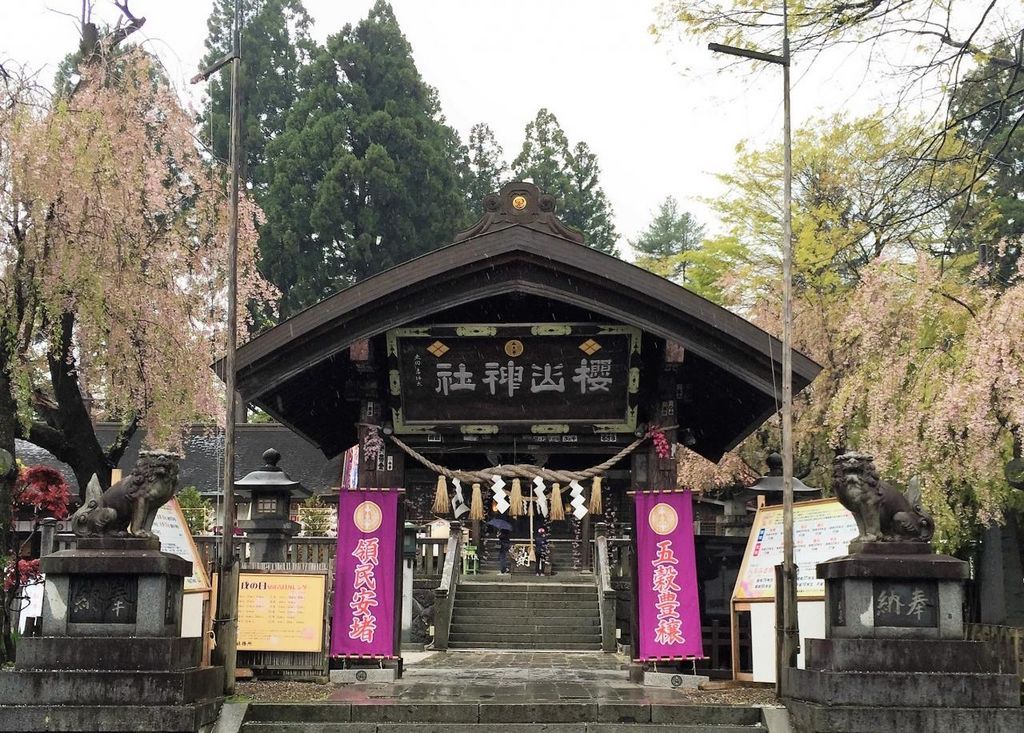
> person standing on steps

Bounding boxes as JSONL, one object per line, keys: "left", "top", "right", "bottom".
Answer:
{"left": 534, "top": 526, "right": 549, "bottom": 576}
{"left": 498, "top": 528, "right": 511, "bottom": 574}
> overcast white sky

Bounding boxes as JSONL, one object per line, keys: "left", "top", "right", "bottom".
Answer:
{"left": 1, "top": 0, "right": 932, "bottom": 250}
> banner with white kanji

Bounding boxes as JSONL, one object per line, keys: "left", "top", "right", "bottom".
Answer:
{"left": 330, "top": 488, "right": 398, "bottom": 657}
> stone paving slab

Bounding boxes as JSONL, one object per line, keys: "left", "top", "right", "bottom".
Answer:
{"left": 323, "top": 651, "right": 770, "bottom": 708}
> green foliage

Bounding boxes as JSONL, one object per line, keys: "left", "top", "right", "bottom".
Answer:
{"left": 631, "top": 196, "right": 704, "bottom": 283}
{"left": 199, "top": 0, "right": 314, "bottom": 194}
{"left": 299, "top": 494, "right": 333, "bottom": 537}
{"left": 260, "top": 0, "right": 469, "bottom": 317}
{"left": 176, "top": 485, "right": 213, "bottom": 536}
{"left": 695, "top": 110, "right": 1024, "bottom": 553}
{"left": 464, "top": 123, "right": 508, "bottom": 215}
{"left": 513, "top": 109, "right": 619, "bottom": 255}
{"left": 947, "top": 41, "right": 1024, "bottom": 282}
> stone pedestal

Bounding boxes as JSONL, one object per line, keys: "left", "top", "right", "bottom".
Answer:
{"left": 820, "top": 544, "right": 967, "bottom": 640}
{"left": 41, "top": 537, "right": 188, "bottom": 637}
{"left": 785, "top": 544, "right": 1024, "bottom": 733}
{"left": 0, "top": 538, "right": 223, "bottom": 732}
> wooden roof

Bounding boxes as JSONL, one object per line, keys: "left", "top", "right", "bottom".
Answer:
{"left": 228, "top": 182, "right": 820, "bottom": 460}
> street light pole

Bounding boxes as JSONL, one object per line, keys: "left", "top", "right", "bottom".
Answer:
{"left": 710, "top": 0, "right": 799, "bottom": 691}
{"left": 192, "top": 0, "right": 242, "bottom": 695}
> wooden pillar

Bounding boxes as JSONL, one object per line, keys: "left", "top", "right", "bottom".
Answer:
{"left": 581, "top": 512, "right": 593, "bottom": 571}
{"left": 356, "top": 399, "right": 404, "bottom": 490}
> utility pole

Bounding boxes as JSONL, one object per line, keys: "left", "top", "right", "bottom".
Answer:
{"left": 710, "top": 0, "right": 799, "bottom": 693}
{"left": 192, "top": 0, "right": 242, "bottom": 695}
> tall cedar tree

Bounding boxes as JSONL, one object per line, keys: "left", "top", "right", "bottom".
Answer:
{"left": 631, "top": 196, "right": 704, "bottom": 283}
{"left": 513, "top": 109, "right": 618, "bottom": 255}
{"left": 199, "top": 0, "right": 314, "bottom": 195}
{"left": 465, "top": 123, "right": 508, "bottom": 215}
{"left": 261, "top": 1, "right": 468, "bottom": 317}
{"left": 948, "top": 41, "right": 1024, "bottom": 283}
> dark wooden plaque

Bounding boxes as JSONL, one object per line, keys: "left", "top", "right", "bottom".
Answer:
{"left": 387, "top": 324, "right": 640, "bottom": 434}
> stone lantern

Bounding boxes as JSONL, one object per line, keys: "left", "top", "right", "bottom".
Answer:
{"left": 235, "top": 448, "right": 310, "bottom": 563}
{"left": 717, "top": 452, "right": 821, "bottom": 536}
{"left": 748, "top": 451, "right": 820, "bottom": 505}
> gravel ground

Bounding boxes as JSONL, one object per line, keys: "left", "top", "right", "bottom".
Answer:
{"left": 235, "top": 680, "right": 334, "bottom": 702}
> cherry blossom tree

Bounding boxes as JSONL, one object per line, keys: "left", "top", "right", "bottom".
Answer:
{"left": 0, "top": 47, "right": 273, "bottom": 496}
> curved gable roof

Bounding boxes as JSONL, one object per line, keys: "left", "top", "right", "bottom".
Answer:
{"left": 231, "top": 183, "right": 820, "bottom": 459}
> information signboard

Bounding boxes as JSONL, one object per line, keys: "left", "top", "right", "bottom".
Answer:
{"left": 152, "top": 499, "right": 211, "bottom": 592}
{"left": 733, "top": 498, "right": 858, "bottom": 601}
{"left": 230, "top": 572, "right": 327, "bottom": 653}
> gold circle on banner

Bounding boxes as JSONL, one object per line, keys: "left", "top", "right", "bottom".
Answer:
{"left": 353, "top": 500, "right": 383, "bottom": 533}
{"left": 504, "top": 339, "right": 525, "bottom": 357}
{"left": 648, "top": 502, "right": 678, "bottom": 536}
{"left": 511, "top": 195, "right": 528, "bottom": 210}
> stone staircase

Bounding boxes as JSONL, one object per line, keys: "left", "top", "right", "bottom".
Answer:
{"left": 448, "top": 580, "right": 602, "bottom": 650}
{"left": 240, "top": 702, "right": 769, "bottom": 732}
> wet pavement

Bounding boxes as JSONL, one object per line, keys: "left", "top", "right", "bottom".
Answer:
{"left": 324, "top": 651, "right": 776, "bottom": 706}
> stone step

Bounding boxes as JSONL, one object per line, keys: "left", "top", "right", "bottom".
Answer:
{"left": 805, "top": 637, "right": 1019, "bottom": 674}
{"left": 449, "top": 617, "right": 601, "bottom": 630}
{"left": 451, "top": 606, "right": 600, "bottom": 619}
{"left": 786, "top": 700, "right": 1024, "bottom": 733}
{"left": 242, "top": 702, "right": 763, "bottom": 726}
{"left": 0, "top": 667, "right": 223, "bottom": 706}
{"left": 242, "top": 724, "right": 760, "bottom": 732}
{"left": 459, "top": 584, "right": 596, "bottom": 594}
{"left": 448, "top": 632, "right": 602, "bottom": 645}
{"left": 13, "top": 636, "right": 202, "bottom": 671}
{"left": 447, "top": 641, "right": 603, "bottom": 650}
{"left": 452, "top": 598, "right": 598, "bottom": 609}
{"left": 0, "top": 702, "right": 220, "bottom": 732}
{"left": 785, "top": 667, "right": 1022, "bottom": 708}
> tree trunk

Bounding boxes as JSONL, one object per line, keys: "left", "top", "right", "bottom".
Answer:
{"left": 0, "top": 345, "right": 19, "bottom": 663}
{"left": 26, "top": 312, "right": 115, "bottom": 495}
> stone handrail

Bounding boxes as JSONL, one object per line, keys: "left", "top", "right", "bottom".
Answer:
{"left": 594, "top": 533, "right": 618, "bottom": 652}
{"left": 431, "top": 529, "right": 463, "bottom": 650}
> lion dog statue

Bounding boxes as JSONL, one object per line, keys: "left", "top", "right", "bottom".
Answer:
{"left": 71, "top": 450, "right": 181, "bottom": 539}
{"left": 833, "top": 451, "right": 934, "bottom": 545}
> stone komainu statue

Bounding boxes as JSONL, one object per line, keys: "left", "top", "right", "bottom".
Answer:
{"left": 71, "top": 451, "right": 181, "bottom": 539}
{"left": 833, "top": 451, "right": 934, "bottom": 544}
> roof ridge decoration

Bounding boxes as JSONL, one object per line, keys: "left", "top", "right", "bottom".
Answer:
{"left": 453, "top": 181, "right": 585, "bottom": 244}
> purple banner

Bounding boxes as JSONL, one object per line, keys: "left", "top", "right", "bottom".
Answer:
{"left": 331, "top": 489, "right": 398, "bottom": 657}
{"left": 634, "top": 490, "right": 704, "bottom": 660}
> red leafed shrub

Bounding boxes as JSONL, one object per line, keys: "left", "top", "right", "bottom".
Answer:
{"left": 15, "top": 466, "right": 71, "bottom": 520}
{"left": 2, "top": 558, "right": 41, "bottom": 592}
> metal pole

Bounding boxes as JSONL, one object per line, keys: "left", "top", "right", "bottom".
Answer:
{"left": 708, "top": 0, "right": 800, "bottom": 690}
{"left": 780, "top": 0, "right": 800, "bottom": 684}
{"left": 210, "top": 0, "right": 242, "bottom": 695}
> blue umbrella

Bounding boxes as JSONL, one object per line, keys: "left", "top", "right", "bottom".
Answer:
{"left": 486, "top": 517, "right": 513, "bottom": 531}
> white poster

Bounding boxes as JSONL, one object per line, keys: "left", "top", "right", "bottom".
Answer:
{"left": 152, "top": 499, "right": 211, "bottom": 592}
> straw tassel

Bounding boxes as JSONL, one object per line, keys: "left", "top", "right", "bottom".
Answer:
{"left": 470, "top": 482, "right": 485, "bottom": 521}
{"left": 510, "top": 478, "right": 524, "bottom": 517}
{"left": 549, "top": 482, "right": 565, "bottom": 521}
{"left": 589, "top": 476, "right": 603, "bottom": 514}
{"left": 432, "top": 475, "right": 450, "bottom": 515}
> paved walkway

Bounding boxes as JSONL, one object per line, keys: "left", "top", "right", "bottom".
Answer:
{"left": 326, "top": 651, "right": 775, "bottom": 706}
